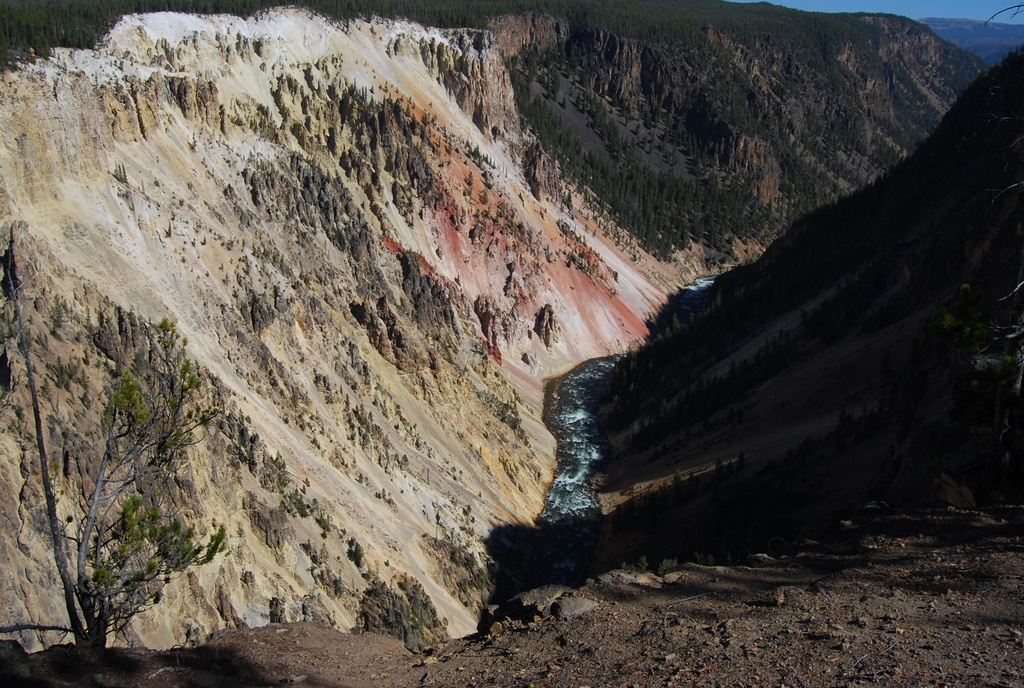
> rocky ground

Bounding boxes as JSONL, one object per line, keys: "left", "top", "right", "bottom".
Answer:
{"left": 5, "top": 505, "right": 1023, "bottom": 688}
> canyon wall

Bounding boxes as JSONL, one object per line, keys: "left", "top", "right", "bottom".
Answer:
{"left": 494, "top": 10, "right": 980, "bottom": 258}
{"left": 0, "top": 8, "right": 676, "bottom": 650}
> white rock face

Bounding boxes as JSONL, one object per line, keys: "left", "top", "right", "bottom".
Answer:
{"left": 0, "top": 8, "right": 680, "bottom": 651}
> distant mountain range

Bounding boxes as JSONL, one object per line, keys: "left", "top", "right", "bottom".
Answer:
{"left": 922, "top": 17, "right": 1024, "bottom": 64}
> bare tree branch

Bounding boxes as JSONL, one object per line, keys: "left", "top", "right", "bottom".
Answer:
{"left": 5, "top": 223, "right": 87, "bottom": 642}
{"left": 0, "top": 624, "right": 73, "bottom": 635}
{"left": 988, "top": 5, "right": 1024, "bottom": 23}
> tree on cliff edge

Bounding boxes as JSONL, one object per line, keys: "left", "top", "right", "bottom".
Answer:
{"left": 0, "top": 225, "right": 224, "bottom": 649}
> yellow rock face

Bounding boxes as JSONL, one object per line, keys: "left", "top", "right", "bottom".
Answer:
{"left": 0, "top": 8, "right": 681, "bottom": 651}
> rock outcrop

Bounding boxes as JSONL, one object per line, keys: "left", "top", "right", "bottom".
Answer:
{"left": 533, "top": 303, "right": 560, "bottom": 347}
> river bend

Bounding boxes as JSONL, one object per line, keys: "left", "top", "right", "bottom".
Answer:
{"left": 531, "top": 277, "right": 714, "bottom": 587}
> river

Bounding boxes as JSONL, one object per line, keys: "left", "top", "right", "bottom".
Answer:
{"left": 530, "top": 277, "right": 714, "bottom": 587}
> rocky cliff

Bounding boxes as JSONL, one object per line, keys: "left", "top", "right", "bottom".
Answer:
{"left": 0, "top": 8, "right": 677, "bottom": 650}
{"left": 495, "top": 8, "right": 981, "bottom": 257}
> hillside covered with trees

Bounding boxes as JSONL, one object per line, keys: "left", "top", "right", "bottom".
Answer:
{"left": 599, "top": 47, "right": 1024, "bottom": 571}
{"left": 1, "top": 0, "right": 982, "bottom": 264}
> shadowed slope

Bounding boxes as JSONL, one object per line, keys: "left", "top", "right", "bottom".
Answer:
{"left": 600, "top": 50, "right": 1024, "bottom": 570}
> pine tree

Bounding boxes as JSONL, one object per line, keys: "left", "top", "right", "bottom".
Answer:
{"left": 1, "top": 227, "right": 224, "bottom": 648}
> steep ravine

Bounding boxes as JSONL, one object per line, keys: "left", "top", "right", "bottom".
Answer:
{"left": 0, "top": 4, "right": 979, "bottom": 655}
{"left": 596, "top": 49, "right": 1024, "bottom": 573}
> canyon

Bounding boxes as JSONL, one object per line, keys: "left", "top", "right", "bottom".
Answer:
{"left": 0, "top": 3, "right": 983, "bottom": 656}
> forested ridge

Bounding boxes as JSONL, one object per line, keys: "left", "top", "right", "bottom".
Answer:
{"left": 0, "top": 0, "right": 988, "bottom": 58}
{"left": 0, "top": 0, "right": 792, "bottom": 57}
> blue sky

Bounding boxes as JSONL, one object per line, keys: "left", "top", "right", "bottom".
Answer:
{"left": 729, "top": 1, "right": 1024, "bottom": 23}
